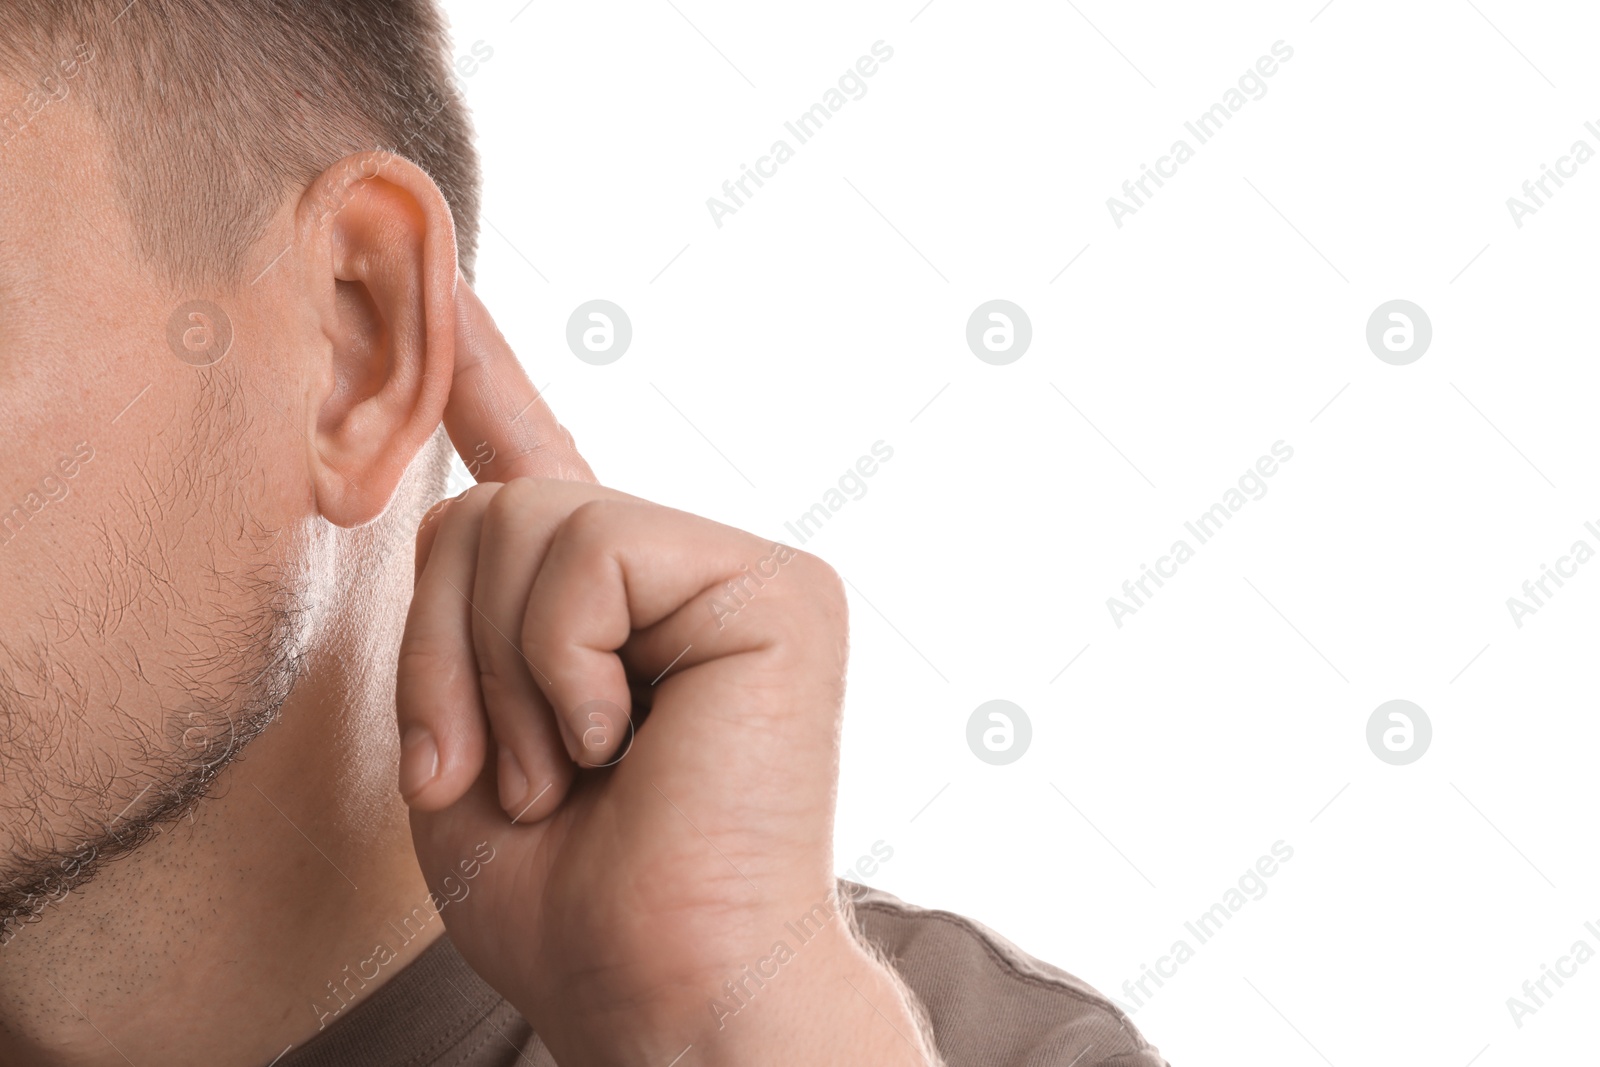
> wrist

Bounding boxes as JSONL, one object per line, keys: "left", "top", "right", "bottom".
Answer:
{"left": 663, "top": 924, "right": 938, "bottom": 1067}
{"left": 529, "top": 895, "right": 942, "bottom": 1066}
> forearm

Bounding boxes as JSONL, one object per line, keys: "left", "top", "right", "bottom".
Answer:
{"left": 693, "top": 924, "right": 944, "bottom": 1067}
{"left": 545, "top": 921, "right": 944, "bottom": 1067}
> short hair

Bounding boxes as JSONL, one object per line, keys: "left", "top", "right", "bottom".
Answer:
{"left": 0, "top": 0, "right": 473, "bottom": 506}
{"left": 0, "top": 0, "right": 481, "bottom": 289}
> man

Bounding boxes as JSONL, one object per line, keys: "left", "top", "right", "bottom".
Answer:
{"left": 0, "top": 2, "right": 1169, "bottom": 1064}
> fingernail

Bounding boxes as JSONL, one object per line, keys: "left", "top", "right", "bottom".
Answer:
{"left": 498, "top": 744, "right": 530, "bottom": 815}
{"left": 399, "top": 725, "right": 439, "bottom": 801}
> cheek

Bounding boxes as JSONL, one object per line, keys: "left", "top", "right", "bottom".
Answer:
{"left": 0, "top": 405, "right": 308, "bottom": 815}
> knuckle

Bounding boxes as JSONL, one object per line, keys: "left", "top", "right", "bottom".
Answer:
{"left": 468, "top": 615, "right": 499, "bottom": 676}
{"left": 784, "top": 550, "right": 847, "bottom": 611}
{"left": 474, "top": 663, "right": 525, "bottom": 713}
{"left": 734, "top": 548, "right": 847, "bottom": 647}
{"left": 448, "top": 480, "right": 504, "bottom": 522}
{"left": 558, "top": 497, "right": 622, "bottom": 552}
{"left": 483, "top": 475, "right": 543, "bottom": 529}
{"left": 395, "top": 643, "right": 464, "bottom": 707}
{"left": 471, "top": 616, "right": 532, "bottom": 693}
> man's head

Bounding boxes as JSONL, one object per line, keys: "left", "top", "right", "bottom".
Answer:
{"left": 0, "top": 0, "right": 478, "bottom": 934}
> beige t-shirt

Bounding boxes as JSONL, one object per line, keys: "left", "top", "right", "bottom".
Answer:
{"left": 278, "top": 880, "right": 1170, "bottom": 1066}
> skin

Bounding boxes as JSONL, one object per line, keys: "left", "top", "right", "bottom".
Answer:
{"left": 0, "top": 69, "right": 936, "bottom": 1067}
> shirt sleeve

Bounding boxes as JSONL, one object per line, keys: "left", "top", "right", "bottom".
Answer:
{"left": 841, "top": 879, "right": 1171, "bottom": 1067}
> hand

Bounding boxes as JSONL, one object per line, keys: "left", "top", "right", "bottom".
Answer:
{"left": 394, "top": 280, "right": 939, "bottom": 1065}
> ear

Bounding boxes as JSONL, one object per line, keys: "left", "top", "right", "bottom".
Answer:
{"left": 298, "top": 150, "right": 459, "bottom": 528}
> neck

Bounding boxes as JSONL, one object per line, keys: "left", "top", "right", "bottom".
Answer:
{"left": 0, "top": 569, "right": 435, "bottom": 1067}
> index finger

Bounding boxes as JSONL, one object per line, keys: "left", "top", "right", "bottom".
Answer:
{"left": 444, "top": 275, "right": 597, "bottom": 486}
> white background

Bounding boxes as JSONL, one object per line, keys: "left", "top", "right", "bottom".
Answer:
{"left": 438, "top": 2, "right": 1600, "bottom": 1063}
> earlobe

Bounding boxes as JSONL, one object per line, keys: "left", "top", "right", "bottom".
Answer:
{"left": 298, "top": 150, "right": 459, "bottom": 528}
